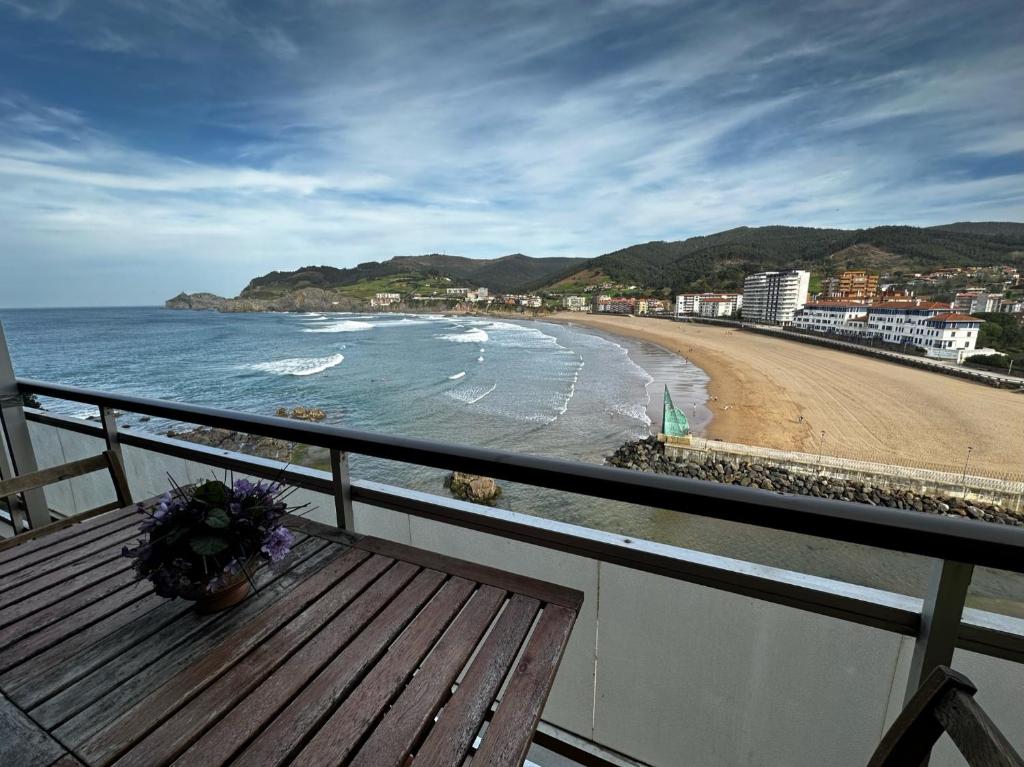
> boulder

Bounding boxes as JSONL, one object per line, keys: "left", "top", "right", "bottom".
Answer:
{"left": 445, "top": 472, "right": 503, "bottom": 506}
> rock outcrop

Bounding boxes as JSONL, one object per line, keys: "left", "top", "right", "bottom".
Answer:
{"left": 166, "top": 289, "right": 367, "bottom": 313}
{"left": 276, "top": 406, "right": 327, "bottom": 422}
{"left": 445, "top": 472, "right": 503, "bottom": 506}
{"left": 608, "top": 437, "right": 1023, "bottom": 527}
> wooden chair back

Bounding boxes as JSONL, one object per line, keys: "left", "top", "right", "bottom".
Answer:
{"left": 0, "top": 449, "right": 132, "bottom": 545}
{"left": 868, "top": 665, "right": 1023, "bottom": 767}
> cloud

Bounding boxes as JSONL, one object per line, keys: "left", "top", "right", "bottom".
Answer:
{"left": 0, "top": 0, "right": 1021, "bottom": 307}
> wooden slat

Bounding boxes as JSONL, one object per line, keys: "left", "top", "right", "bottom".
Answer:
{"left": 0, "top": 533, "right": 135, "bottom": 611}
{"left": 348, "top": 585, "right": 507, "bottom": 767}
{"left": 0, "top": 556, "right": 133, "bottom": 631}
{"left": 234, "top": 568, "right": 448, "bottom": 767}
{"left": 45, "top": 540, "right": 343, "bottom": 738}
{"left": 76, "top": 546, "right": 372, "bottom": 766}
{"left": 48, "top": 754, "right": 86, "bottom": 767}
{"left": 357, "top": 536, "right": 583, "bottom": 610}
{"left": 0, "top": 453, "right": 109, "bottom": 500}
{"left": 0, "top": 691, "right": 66, "bottom": 767}
{"left": 0, "top": 566, "right": 137, "bottom": 653}
{"left": 117, "top": 555, "right": 404, "bottom": 767}
{"left": 473, "top": 604, "right": 578, "bottom": 767}
{"left": 0, "top": 504, "right": 137, "bottom": 566}
{"left": 294, "top": 577, "right": 477, "bottom": 766}
{"left": 0, "top": 578, "right": 152, "bottom": 674}
{"left": 411, "top": 593, "right": 540, "bottom": 765}
{"left": 170, "top": 559, "right": 419, "bottom": 766}
{"left": 0, "top": 522, "right": 139, "bottom": 595}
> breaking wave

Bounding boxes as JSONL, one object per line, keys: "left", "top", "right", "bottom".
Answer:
{"left": 448, "top": 371, "right": 466, "bottom": 380}
{"left": 438, "top": 328, "right": 489, "bottom": 344}
{"left": 303, "top": 320, "right": 374, "bottom": 333}
{"left": 247, "top": 353, "right": 344, "bottom": 376}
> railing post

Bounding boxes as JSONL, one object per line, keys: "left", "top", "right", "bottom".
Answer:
{"left": 330, "top": 448, "right": 355, "bottom": 531}
{"left": 99, "top": 405, "right": 132, "bottom": 504}
{"left": 0, "top": 322, "right": 49, "bottom": 530}
{"left": 904, "top": 558, "right": 973, "bottom": 704}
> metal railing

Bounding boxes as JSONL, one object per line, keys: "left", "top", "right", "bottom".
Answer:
{"left": 5, "top": 376, "right": 1024, "bottom": 761}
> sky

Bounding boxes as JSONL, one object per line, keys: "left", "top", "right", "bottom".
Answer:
{"left": 0, "top": 0, "right": 1022, "bottom": 307}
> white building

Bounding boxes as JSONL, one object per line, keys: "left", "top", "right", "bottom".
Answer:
{"left": 675, "top": 292, "right": 743, "bottom": 316}
{"left": 562, "top": 296, "right": 588, "bottom": 311}
{"left": 741, "top": 270, "right": 810, "bottom": 324}
{"left": 370, "top": 292, "right": 402, "bottom": 308}
{"left": 792, "top": 301, "right": 984, "bottom": 360}
{"left": 446, "top": 287, "right": 469, "bottom": 296}
{"left": 697, "top": 295, "right": 743, "bottom": 318}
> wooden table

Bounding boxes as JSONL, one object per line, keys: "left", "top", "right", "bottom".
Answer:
{"left": 0, "top": 501, "right": 582, "bottom": 766}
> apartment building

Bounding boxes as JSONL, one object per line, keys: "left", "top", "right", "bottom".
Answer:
{"left": 741, "top": 270, "right": 810, "bottom": 324}
{"left": 792, "top": 300, "right": 984, "bottom": 360}
{"left": 675, "top": 292, "right": 743, "bottom": 316}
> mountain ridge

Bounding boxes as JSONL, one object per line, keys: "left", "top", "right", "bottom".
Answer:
{"left": 166, "top": 222, "right": 1024, "bottom": 311}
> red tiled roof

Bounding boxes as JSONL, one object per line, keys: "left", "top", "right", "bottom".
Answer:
{"left": 929, "top": 313, "right": 983, "bottom": 322}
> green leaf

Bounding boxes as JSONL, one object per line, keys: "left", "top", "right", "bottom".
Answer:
{"left": 205, "top": 508, "right": 231, "bottom": 529}
{"left": 192, "top": 480, "right": 229, "bottom": 507}
{"left": 190, "top": 534, "right": 229, "bottom": 556}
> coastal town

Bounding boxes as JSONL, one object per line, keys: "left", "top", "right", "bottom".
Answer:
{"left": 379, "top": 263, "right": 1024, "bottom": 367}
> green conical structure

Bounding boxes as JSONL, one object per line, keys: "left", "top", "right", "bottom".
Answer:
{"left": 662, "top": 385, "right": 690, "bottom": 438}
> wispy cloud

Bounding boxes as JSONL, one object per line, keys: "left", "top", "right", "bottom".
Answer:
{"left": 0, "top": 0, "right": 1021, "bottom": 306}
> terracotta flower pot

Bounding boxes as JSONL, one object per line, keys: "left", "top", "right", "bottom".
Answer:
{"left": 188, "top": 557, "right": 257, "bottom": 613}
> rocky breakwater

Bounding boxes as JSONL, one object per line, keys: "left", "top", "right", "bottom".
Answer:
{"left": 608, "top": 437, "right": 1023, "bottom": 527}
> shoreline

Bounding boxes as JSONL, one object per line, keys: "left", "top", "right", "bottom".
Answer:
{"left": 538, "top": 312, "right": 1024, "bottom": 477}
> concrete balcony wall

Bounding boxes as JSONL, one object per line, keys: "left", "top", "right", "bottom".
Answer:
{"left": 19, "top": 420, "right": 1024, "bottom": 766}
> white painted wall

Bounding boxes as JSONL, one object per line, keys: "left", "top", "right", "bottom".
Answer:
{"left": 21, "top": 421, "right": 1024, "bottom": 766}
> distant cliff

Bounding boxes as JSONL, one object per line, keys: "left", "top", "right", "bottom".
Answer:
{"left": 165, "top": 288, "right": 366, "bottom": 312}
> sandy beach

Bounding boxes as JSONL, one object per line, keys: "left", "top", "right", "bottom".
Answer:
{"left": 548, "top": 312, "right": 1024, "bottom": 477}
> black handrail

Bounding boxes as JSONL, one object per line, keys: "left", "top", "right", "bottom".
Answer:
{"left": 17, "top": 377, "right": 1024, "bottom": 573}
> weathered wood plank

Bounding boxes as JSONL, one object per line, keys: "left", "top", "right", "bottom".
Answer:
{"left": 412, "top": 593, "right": 540, "bottom": 765}
{"left": 0, "top": 534, "right": 135, "bottom": 612}
{"left": 117, "top": 556, "right": 405, "bottom": 767}
{"left": 48, "top": 754, "right": 86, "bottom": 767}
{"left": 473, "top": 604, "right": 578, "bottom": 767}
{"left": 0, "top": 453, "right": 109, "bottom": 501}
{"left": 0, "top": 555, "right": 132, "bottom": 631}
{"left": 0, "top": 578, "right": 152, "bottom": 675}
{"left": 4, "top": 534, "right": 320, "bottom": 705}
{"left": 76, "top": 545, "right": 371, "bottom": 766}
{"left": 0, "top": 505, "right": 136, "bottom": 568}
{"left": 0, "top": 566, "right": 137, "bottom": 652}
{"left": 42, "top": 539, "right": 340, "bottom": 735}
{"left": 0, "top": 523, "right": 139, "bottom": 596}
{"left": 0, "top": 691, "right": 66, "bottom": 767}
{"left": 234, "top": 568, "right": 447, "bottom": 767}
{"left": 356, "top": 536, "right": 583, "bottom": 610}
{"left": 170, "top": 559, "right": 420, "bottom": 766}
{"left": 294, "top": 576, "right": 477, "bottom": 766}
{"left": 0, "top": 515, "right": 139, "bottom": 584}
{"left": 348, "top": 585, "right": 506, "bottom": 767}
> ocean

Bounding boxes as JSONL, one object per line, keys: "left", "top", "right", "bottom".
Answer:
{"left": 2, "top": 307, "right": 1020, "bottom": 614}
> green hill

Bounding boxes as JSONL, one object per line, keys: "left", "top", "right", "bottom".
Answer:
{"left": 241, "top": 253, "right": 586, "bottom": 299}
{"left": 535, "top": 223, "right": 1024, "bottom": 295}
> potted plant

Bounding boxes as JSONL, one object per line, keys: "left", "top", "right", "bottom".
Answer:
{"left": 122, "top": 477, "right": 296, "bottom": 612}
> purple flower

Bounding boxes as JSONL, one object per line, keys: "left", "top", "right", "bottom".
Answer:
{"left": 260, "top": 526, "right": 294, "bottom": 563}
